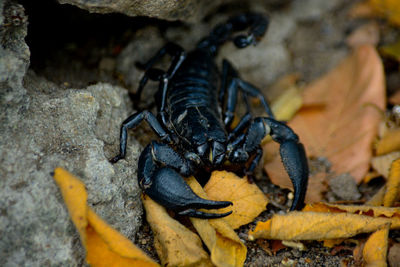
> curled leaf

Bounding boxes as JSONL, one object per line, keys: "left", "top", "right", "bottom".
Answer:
{"left": 383, "top": 158, "right": 400, "bottom": 207}
{"left": 203, "top": 171, "right": 268, "bottom": 229}
{"left": 381, "top": 39, "right": 400, "bottom": 62}
{"left": 187, "top": 177, "right": 247, "bottom": 267}
{"left": 142, "top": 195, "right": 213, "bottom": 267}
{"left": 371, "top": 152, "right": 400, "bottom": 178}
{"left": 304, "top": 202, "right": 400, "bottom": 218}
{"left": 375, "top": 129, "right": 400, "bottom": 156}
{"left": 53, "top": 167, "right": 159, "bottom": 267}
{"left": 368, "top": 0, "right": 400, "bottom": 26}
{"left": 363, "top": 224, "right": 390, "bottom": 267}
{"left": 346, "top": 22, "right": 380, "bottom": 48}
{"left": 248, "top": 211, "right": 399, "bottom": 241}
{"left": 271, "top": 86, "right": 303, "bottom": 122}
{"left": 366, "top": 186, "right": 386, "bottom": 206}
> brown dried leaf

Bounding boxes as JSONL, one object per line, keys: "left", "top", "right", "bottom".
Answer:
{"left": 264, "top": 45, "right": 386, "bottom": 197}
{"left": 348, "top": 1, "right": 376, "bottom": 19}
{"left": 389, "top": 91, "right": 400, "bottom": 105}
{"left": 388, "top": 243, "right": 400, "bottom": 267}
{"left": 346, "top": 22, "right": 380, "bottom": 48}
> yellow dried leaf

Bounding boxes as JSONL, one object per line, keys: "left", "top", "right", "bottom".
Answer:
{"left": 363, "top": 171, "right": 382, "bottom": 184}
{"left": 304, "top": 202, "right": 400, "bottom": 218}
{"left": 383, "top": 158, "right": 400, "bottom": 207}
{"left": 142, "top": 195, "right": 213, "bottom": 267}
{"left": 203, "top": 171, "right": 268, "bottom": 229}
{"left": 53, "top": 167, "right": 159, "bottom": 267}
{"left": 271, "top": 86, "right": 303, "bottom": 122}
{"left": 381, "top": 40, "right": 400, "bottom": 62}
{"left": 375, "top": 129, "right": 400, "bottom": 155}
{"left": 323, "top": 239, "right": 345, "bottom": 248}
{"left": 53, "top": 167, "right": 88, "bottom": 237}
{"left": 368, "top": 0, "right": 400, "bottom": 26}
{"left": 366, "top": 186, "right": 386, "bottom": 206}
{"left": 248, "top": 211, "right": 399, "bottom": 241}
{"left": 371, "top": 152, "right": 400, "bottom": 178}
{"left": 187, "top": 177, "right": 247, "bottom": 267}
{"left": 363, "top": 224, "right": 390, "bottom": 267}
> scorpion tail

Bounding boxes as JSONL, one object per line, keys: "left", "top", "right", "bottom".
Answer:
{"left": 197, "top": 13, "right": 269, "bottom": 53}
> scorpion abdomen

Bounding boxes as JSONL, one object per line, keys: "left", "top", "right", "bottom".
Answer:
{"left": 167, "top": 49, "right": 227, "bottom": 147}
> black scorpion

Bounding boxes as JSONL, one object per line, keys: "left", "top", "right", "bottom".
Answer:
{"left": 110, "top": 13, "right": 309, "bottom": 218}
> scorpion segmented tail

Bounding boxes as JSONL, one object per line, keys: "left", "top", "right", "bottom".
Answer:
{"left": 197, "top": 13, "right": 269, "bottom": 54}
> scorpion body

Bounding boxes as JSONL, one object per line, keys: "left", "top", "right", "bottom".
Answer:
{"left": 111, "top": 13, "right": 309, "bottom": 218}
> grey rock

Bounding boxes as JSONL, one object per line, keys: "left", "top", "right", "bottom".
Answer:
{"left": 329, "top": 173, "right": 361, "bottom": 201}
{"left": 289, "top": 0, "right": 344, "bottom": 22}
{"left": 0, "top": 70, "right": 143, "bottom": 266}
{"left": 0, "top": 0, "right": 29, "bottom": 94}
{"left": 218, "top": 39, "right": 291, "bottom": 89}
{"left": 57, "top": 0, "right": 233, "bottom": 22}
{"left": 117, "top": 27, "right": 164, "bottom": 90}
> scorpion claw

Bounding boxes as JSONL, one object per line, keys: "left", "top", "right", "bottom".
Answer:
{"left": 279, "top": 140, "right": 309, "bottom": 211}
{"left": 143, "top": 168, "right": 233, "bottom": 219}
{"left": 178, "top": 209, "right": 233, "bottom": 219}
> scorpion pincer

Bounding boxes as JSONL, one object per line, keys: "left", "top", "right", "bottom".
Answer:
{"left": 110, "top": 13, "right": 309, "bottom": 218}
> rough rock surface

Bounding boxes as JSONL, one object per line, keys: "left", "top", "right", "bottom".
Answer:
{"left": 58, "top": 0, "right": 232, "bottom": 22}
{"left": 0, "top": 0, "right": 29, "bottom": 91}
{"left": 0, "top": 2, "right": 143, "bottom": 265}
{"left": 329, "top": 173, "right": 361, "bottom": 201}
{"left": 0, "top": 72, "right": 143, "bottom": 266}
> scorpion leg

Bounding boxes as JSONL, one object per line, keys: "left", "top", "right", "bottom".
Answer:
{"left": 139, "top": 141, "right": 233, "bottom": 219}
{"left": 222, "top": 60, "right": 275, "bottom": 119}
{"left": 135, "top": 42, "right": 186, "bottom": 103}
{"left": 227, "top": 113, "right": 252, "bottom": 141}
{"left": 110, "top": 110, "right": 172, "bottom": 163}
{"left": 219, "top": 60, "right": 254, "bottom": 142}
{"left": 228, "top": 117, "right": 308, "bottom": 211}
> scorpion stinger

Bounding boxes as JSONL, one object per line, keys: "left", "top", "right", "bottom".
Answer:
{"left": 110, "top": 12, "right": 309, "bottom": 218}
